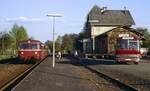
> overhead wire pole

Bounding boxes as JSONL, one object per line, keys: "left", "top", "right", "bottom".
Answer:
{"left": 47, "top": 14, "right": 62, "bottom": 68}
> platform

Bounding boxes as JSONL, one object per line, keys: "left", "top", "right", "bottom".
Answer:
{"left": 12, "top": 57, "right": 95, "bottom": 91}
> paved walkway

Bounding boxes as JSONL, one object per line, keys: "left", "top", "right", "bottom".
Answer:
{"left": 12, "top": 57, "right": 95, "bottom": 91}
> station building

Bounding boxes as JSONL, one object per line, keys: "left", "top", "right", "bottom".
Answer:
{"left": 80, "top": 5, "right": 143, "bottom": 57}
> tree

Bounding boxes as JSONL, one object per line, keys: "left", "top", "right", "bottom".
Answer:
{"left": 45, "top": 36, "right": 62, "bottom": 53}
{"left": 69, "top": 34, "right": 78, "bottom": 50}
{"left": 61, "top": 34, "right": 77, "bottom": 53}
{"left": 17, "top": 26, "right": 28, "bottom": 41}
{"left": 78, "top": 32, "right": 86, "bottom": 39}
{"left": 134, "top": 28, "right": 150, "bottom": 48}
{"left": 55, "top": 36, "right": 62, "bottom": 52}
{"left": 0, "top": 31, "right": 14, "bottom": 54}
{"left": 135, "top": 28, "right": 150, "bottom": 39}
{"left": 45, "top": 40, "right": 53, "bottom": 53}
{"left": 45, "top": 33, "right": 81, "bottom": 54}
{"left": 61, "top": 34, "right": 71, "bottom": 52}
{"left": 3, "top": 33, "right": 13, "bottom": 50}
{"left": 10, "top": 24, "right": 29, "bottom": 50}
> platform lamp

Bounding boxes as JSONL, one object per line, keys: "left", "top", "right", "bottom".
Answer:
{"left": 47, "top": 14, "right": 62, "bottom": 68}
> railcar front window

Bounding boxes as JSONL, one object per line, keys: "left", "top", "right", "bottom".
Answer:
{"left": 117, "top": 39, "right": 138, "bottom": 50}
{"left": 117, "top": 39, "right": 128, "bottom": 49}
{"left": 30, "top": 44, "right": 38, "bottom": 49}
{"left": 129, "top": 40, "right": 138, "bottom": 50}
{"left": 20, "top": 44, "right": 30, "bottom": 49}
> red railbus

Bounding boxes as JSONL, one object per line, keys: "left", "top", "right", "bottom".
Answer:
{"left": 18, "top": 39, "right": 48, "bottom": 61}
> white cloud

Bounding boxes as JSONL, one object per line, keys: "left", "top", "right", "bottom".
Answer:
{"left": 5, "top": 16, "right": 46, "bottom": 22}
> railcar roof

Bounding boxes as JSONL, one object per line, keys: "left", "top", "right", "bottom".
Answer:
{"left": 19, "top": 39, "right": 42, "bottom": 44}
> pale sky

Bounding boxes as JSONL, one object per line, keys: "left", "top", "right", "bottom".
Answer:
{"left": 0, "top": 0, "right": 149, "bottom": 42}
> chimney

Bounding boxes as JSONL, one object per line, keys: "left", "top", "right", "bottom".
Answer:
{"left": 124, "top": 6, "right": 126, "bottom": 11}
{"left": 123, "top": 6, "right": 127, "bottom": 15}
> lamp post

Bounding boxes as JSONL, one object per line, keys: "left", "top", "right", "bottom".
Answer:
{"left": 47, "top": 14, "right": 62, "bottom": 68}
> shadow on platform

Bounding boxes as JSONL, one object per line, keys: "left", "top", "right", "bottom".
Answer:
{"left": 56, "top": 57, "right": 126, "bottom": 66}
{"left": 0, "top": 57, "right": 36, "bottom": 64}
{"left": 36, "top": 70, "right": 89, "bottom": 81}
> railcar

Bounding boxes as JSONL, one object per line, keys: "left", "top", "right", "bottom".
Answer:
{"left": 18, "top": 39, "right": 48, "bottom": 61}
{"left": 115, "top": 35, "right": 141, "bottom": 64}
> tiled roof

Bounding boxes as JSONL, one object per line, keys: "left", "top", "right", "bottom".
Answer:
{"left": 87, "top": 5, "right": 135, "bottom": 26}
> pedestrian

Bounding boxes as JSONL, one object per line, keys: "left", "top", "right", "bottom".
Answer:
{"left": 74, "top": 50, "right": 78, "bottom": 57}
{"left": 58, "top": 51, "right": 61, "bottom": 60}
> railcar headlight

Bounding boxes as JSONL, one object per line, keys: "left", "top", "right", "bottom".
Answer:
{"left": 21, "top": 52, "right": 24, "bottom": 54}
{"left": 35, "top": 52, "right": 37, "bottom": 54}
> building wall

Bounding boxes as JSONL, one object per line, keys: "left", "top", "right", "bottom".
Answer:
{"left": 91, "top": 26, "right": 116, "bottom": 37}
{"left": 95, "top": 34, "right": 108, "bottom": 54}
{"left": 82, "top": 38, "right": 93, "bottom": 53}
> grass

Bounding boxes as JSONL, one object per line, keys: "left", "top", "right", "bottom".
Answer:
{"left": 0, "top": 55, "right": 12, "bottom": 60}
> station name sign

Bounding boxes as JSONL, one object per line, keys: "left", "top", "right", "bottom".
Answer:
{"left": 119, "top": 34, "right": 134, "bottom": 39}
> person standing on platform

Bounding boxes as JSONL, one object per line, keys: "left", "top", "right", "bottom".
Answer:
{"left": 58, "top": 51, "right": 61, "bottom": 60}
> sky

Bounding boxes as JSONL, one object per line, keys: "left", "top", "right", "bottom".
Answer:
{"left": 0, "top": 0, "right": 149, "bottom": 42}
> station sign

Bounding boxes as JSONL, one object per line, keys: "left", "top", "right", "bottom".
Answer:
{"left": 119, "top": 34, "right": 133, "bottom": 39}
{"left": 119, "top": 34, "right": 129, "bottom": 37}
{"left": 122, "top": 37, "right": 134, "bottom": 39}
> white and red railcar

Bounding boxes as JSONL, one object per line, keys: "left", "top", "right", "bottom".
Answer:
{"left": 83, "top": 27, "right": 142, "bottom": 64}
{"left": 18, "top": 39, "right": 48, "bottom": 61}
{"left": 115, "top": 35, "right": 141, "bottom": 64}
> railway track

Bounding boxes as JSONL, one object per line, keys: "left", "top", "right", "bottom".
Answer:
{"left": 0, "top": 57, "right": 46, "bottom": 91}
{"left": 84, "top": 66, "right": 139, "bottom": 91}
{"left": 73, "top": 57, "right": 139, "bottom": 91}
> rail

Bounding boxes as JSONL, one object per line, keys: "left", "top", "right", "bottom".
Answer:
{"left": 75, "top": 57, "right": 139, "bottom": 91}
{"left": 0, "top": 57, "right": 46, "bottom": 91}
